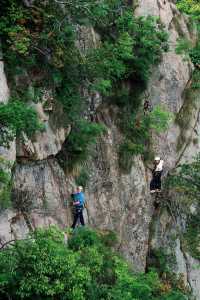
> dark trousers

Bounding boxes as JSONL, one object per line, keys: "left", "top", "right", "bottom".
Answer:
{"left": 150, "top": 171, "right": 162, "bottom": 191}
{"left": 71, "top": 207, "right": 85, "bottom": 229}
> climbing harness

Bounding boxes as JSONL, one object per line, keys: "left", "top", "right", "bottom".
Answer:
{"left": 143, "top": 100, "right": 152, "bottom": 115}
{"left": 143, "top": 92, "right": 153, "bottom": 115}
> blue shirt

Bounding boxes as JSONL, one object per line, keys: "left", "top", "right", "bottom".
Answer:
{"left": 74, "top": 192, "right": 85, "bottom": 207}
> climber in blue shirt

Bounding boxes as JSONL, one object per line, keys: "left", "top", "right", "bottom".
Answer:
{"left": 74, "top": 189, "right": 85, "bottom": 207}
{"left": 71, "top": 186, "right": 85, "bottom": 229}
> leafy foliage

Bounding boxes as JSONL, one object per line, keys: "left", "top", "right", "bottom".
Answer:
{"left": 176, "top": 0, "right": 200, "bottom": 22}
{"left": 176, "top": 38, "right": 200, "bottom": 68}
{"left": 167, "top": 154, "right": 200, "bottom": 204}
{"left": 175, "top": 83, "right": 198, "bottom": 151}
{"left": 57, "top": 120, "right": 106, "bottom": 172}
{"left": 166, "top": 154, "right": 200, "bottom": 259}
{"left": 183, "top": 214, "right": 200, "bottom": 259}
{"left": 149, "top": 249, "right": 177, "bottom": 276}
{"left": 0, "top": 0, "right": 168, "bottom": 102}
{"left": 191, "top": 68, "right": 200, "bottom": 88}
{"left": 175, "top": 38, "right": 193, "bottom": 59}
{"left": 59, "top": 0, "right": 123, "bottom": 28}
{"left": 0, "top": 167, "right": 10, "bottom": 185}
{"left": 87, "top": 12, "right": 168, "bottom": 95}
{"left": 75, "top": 168, "right": 90, "bottom": 188}
{"left": 176, "top": 0, "right": 200, "bottom": 58}
{"left": 189, "top": 42, "right": 200, "bottom": 66}
{"left": 0, "top": 226, "right": 188, "bottom": 300}
{"left": 68, "top": 227, "right": 102, "bottom": 251}
{"left": 119, "top": 106, "right": 172, "bottom": 171}
{"left": 0, "top": 100, "right": 42, "bottom": 146}
{"left": 176, "top": 0, "right": 200, "bottom": 66}
{"left": 175, "top": 0, "right": 200, "bottom": 151}
{"left": 147, "top": 249, "right": 189, "bottom": 297}
{"left": 159, "top": 291, "right": 187, "bottom": 300}
{"left": 0, "top": 157, "right": 12, "bottom": 209}
{"left": 0, "top": 0, "right": 168, "bottom": 168}
{"left": 0, "top": 227, "right": 91, "bottom": 300}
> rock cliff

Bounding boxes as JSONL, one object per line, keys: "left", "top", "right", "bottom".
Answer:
{"left": 0, "top": 0, "right": 200, "bottom": 298}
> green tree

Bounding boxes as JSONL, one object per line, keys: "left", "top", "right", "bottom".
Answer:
{"left": 0, "top": 0, "right": 169, "bottom": 170}
{"left": 0, "top": 226, "right": 188, "bottom": 300}
{"left": 0, "top": 227, "right": 91, "bottom": 300}
{"left": 176, "top": 0, "right": 200, "bottom": 22}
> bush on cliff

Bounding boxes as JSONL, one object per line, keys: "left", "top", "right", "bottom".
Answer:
{"left": 0, "top": 226, "right": 188, "bottom": 300}
{"left": 0, "top": 100, "right": 43, "bottom": 147}
{"left": 0, "top": 0, "right": 168, "bottom": 167}
{"left": 177, "top": 0, "right": 200, "bottom": 22}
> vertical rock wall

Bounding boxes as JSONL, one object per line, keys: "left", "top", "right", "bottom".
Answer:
{"left": 86, "top": 109, "right": 153, "bottom": 270}
{"left": 0, "top": 53, "right": 16, "bottom": 246}
{"left": 0, "top": 0, "right": 200, "bottom": 296}
{"left": 84, "top": 0, "right": 198, "bottom": 274}
{"left": 148, "top": 207, "right": 200, "bottom": 299}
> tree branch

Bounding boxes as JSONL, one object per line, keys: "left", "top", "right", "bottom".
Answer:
{"left": 0, "top": 239, "right": 15, "bottom": 250}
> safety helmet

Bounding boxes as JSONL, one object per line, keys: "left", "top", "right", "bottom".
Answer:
{"left": 154, "top": 156, "right": 160, "bottom": 161}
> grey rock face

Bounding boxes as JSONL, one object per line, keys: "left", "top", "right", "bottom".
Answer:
{"left": 86, "top": 113, "right": 153, "bottom": 271}
{"left": 0, "top": 59, "right": 17, "bottom": 245}
{"left": 0, "top": 0, "right": 199, "bottom": 297}
{"left": 185, "top": 254, "right": 200, "bottom": 300}
{"left": 134, "top": 1, "right": 200, "bottom": 296}
{"left": 16, "top": 99, "right": 71, "bottom": 161}
{"left": 0, "top": 159, "right": 73, "bottom": 243}
{"left": 11, "top": 159, "right": 72, "bottom": 232}
{"left": 16, "top": 122, "right": 71, "bottom": 161}
{"left": 148, "top": 207, "right": 200, "bottom": 299}
{"left": 136, "top": 0, "right": 197, "bottom": 169}
{"left": 0, "top": 61, "right": 9, "bottom": 104}
{"left": 0, "top": 59, "right": 15, "bottom": 161}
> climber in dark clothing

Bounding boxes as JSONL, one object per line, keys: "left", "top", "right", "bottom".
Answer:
{"left": 150, "top": 157, "right": 164, "bottom": 193}
{"left": 71, "top": 186, "right": 85, "bottom": 229}
{"left": 143, "top": 100, "right": 152, "bottom": 115}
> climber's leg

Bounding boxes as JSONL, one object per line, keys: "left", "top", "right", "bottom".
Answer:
{"left": 150, "top": 176, "right": 156, "bottom": 193}
{"left": 79, "top": 209, "right": 85, "bottom": 226}
{"left": 71, "top": 210, "right": 79, "bottom": 229}
{"left": 155, "top": 171, "right": 162, "bottom": 192}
